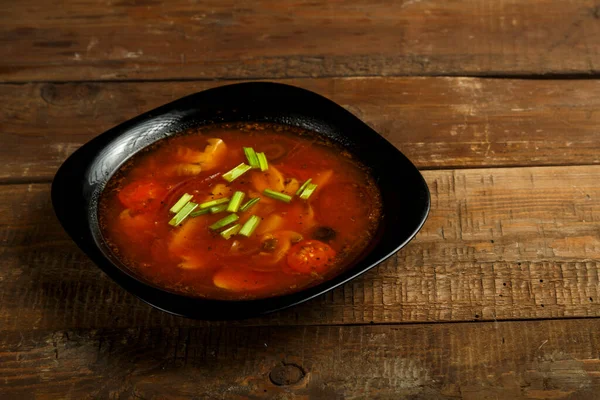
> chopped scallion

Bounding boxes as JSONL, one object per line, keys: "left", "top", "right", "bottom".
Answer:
{"left": 169, "top": 193, "right": 193, "bottom": 213}
{"left": 295, "top": 178, "right": 312, "bottom": 196}
{"left": 243, "top": 147, "right": 259, "bottom": 168}
{"left": 263, "top": 189, "right": 292, "bottom": 203}
{"left": 168, "top": 201, "right": 198, "bottom": 226}
{"left": 257, "top": 152, "right": 269, "bottom": 171}
{"left": 222, "top": 163, "right": 252, "bottom": 182}
{"left": 227, "top": 191, "right": 246, "bottom": 213}
{"left": 220, "top": 224, "right": 241, "bottom": 239}
{"left": 239, "top": 197, "right": 260, "bottom": 212}
{"left": 209, "top": 213, "right": 239, "bottom": 230}
{"left": 210, "top": 204, "right": 228, "bottom": 214}
{"left": 189, "top": 207, "right": 211, "bottom": 218}
{"left": 199, "top": 197, "right": 230, "bottom": 209}
{"left": 299, "top": 183, "right": 318, "bottom": 200}
{"left": 239, "top": 215, "right": 261, "bottom": 237}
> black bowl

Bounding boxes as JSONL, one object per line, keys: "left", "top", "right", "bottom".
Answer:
{"left": 52, "top": 82, "right": 430, "bottom": 320}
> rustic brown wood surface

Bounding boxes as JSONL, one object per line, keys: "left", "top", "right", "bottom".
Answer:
{"left": 1, "top": 320, "right": 600, "bottom": 399}
{"left": 2, "top": 165, "right": 600, "bottom": 331}
{"left": 3, "top": 77, "right": 600, "bottom": 182}
{"left": 1, "top": 0, "right": 600, "bottom": 82}
{"left": 2, "top": 0, "right": 600, "bottom": 398}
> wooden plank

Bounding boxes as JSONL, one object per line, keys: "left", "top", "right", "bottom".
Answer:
{"left": 3, "top": 77, "right": 600, "bottom": 182}
{"left": 1, "top": 0, "right": 600, "bottom": 82}
{"left": 2, "top": 166, "right": 600, "bottom": 330}
{"left": 1, "top": 319, "right": 600, "bottom": 399}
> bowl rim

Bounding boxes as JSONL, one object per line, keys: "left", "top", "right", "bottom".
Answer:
{"left": 52, "top": 81, "right": 431, "bottom": 319}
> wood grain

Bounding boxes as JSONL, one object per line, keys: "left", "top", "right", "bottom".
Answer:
{"left": 1, "top": 319, "right": 600, "bottom": 399}
{"left": 3, "top": 0, "right": 599, "bottom": 395}
{"left": 3, "top": 77, "right": 600, "bottom": 182}
{"left": 2, "top": 0, "right": 600, "bottom": 82}
{"left": 2, "top": 165, "right": 600, "bottom": 330}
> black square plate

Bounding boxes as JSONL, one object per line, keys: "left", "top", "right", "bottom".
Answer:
{"left": 52, "top": 82, "right": 430, "bottom": 319}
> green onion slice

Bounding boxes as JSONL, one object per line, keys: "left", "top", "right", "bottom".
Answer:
{"left": 209, "top": 204, "right": 228, "bottom": 214}
{"left": 189, "top": 207, "right": 211, "bottom": 218}
{"left": 227, "top": 191, "right": 246, "bottom": 213}
{"left": 295, "top": 178, "right": 312, "bottom": 196}
{"left": 220, "top": 224, "right": 241, "bottom": 240}
{"left": 222, "top": 163, "right": 252, "bottom": 182}
{"left": 243, "top": 147, "right": 259, "bottom": 168}
{"left": 170, "top": 193, "right": 193, "bottom": 213}
{"left": 263, "top": 189, "right": 292, "bottom": 203}
{"left": 239, "top": 215, "right": 261, "bottom": 237}
{"left": 168, "top": 201, "right": 198, "bottom": 226}
{"left": 199, "top": 197, "right": 231, "bottom": 209}
{"left": 209, "top": 213, "right": 239, "bottom": 230}
{"left": 299, "top": 183, "right": 318, "bottom": 200}
{"left": 239, "top": 197, "right": 260, "bottom": 212}
{"left": 257, "top": 152, "right": 269, "bottom": 171}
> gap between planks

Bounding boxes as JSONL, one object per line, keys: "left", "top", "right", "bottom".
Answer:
{"left": 4, "top": 162, "right": 600, "bottom": 186}
{"left": 2, "top": 0, "right": 600, "bottom": 81}
{"left": 1, "top": 319, "right": 600, "bottom": 398}
{"left": 3, "top": 77, "right": 600, "bottom": 182}
{"left": 3, "top": 72, "right": 600, "bottom": 85}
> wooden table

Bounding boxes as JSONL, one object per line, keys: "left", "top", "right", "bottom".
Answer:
{"left": 2, "top": 1, "right": 600, "bottom": 398}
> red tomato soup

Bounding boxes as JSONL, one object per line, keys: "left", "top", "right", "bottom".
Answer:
{"left": 99, "top": 123, "right": 382, "bottom": 300}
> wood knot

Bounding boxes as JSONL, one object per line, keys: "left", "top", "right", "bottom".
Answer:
{"left": 269, "top": 362, "right": 305, "bottom": 386}
{"left": 40, "top": 84, "right": 58, "bottom": 105}
{"left": 40, "top": 83, "right": 101, "bottom": 106}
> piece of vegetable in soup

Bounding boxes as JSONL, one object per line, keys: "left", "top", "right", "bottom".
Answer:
{"left": 98, "top": 123, "right": 382, "bottom": 300}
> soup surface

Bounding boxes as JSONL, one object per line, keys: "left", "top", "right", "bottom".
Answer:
{"left": 99, "top": 123, "right": 382, "bottom": 300}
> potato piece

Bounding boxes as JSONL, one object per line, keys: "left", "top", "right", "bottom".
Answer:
{"left": 286, "top": 201, "right": 317, "bottom": 230}
{"left": 213, "top": 268, "right": 273, "bottom": 292}
{"left": 312, "top": 169, "right": 333, "bottom": 188}
{"left": 176, "top": 138, "right": 227, "bottom": 170}
{"left": 169, "top": 219, "right": 213, "bottom": 270}
{"left": 201, "top": 183, "right": 233, "bottom": 203}
{"left": 251, "top": 166, "right": 285, "bottom": 193}
{"left": 199, "top": 138, "right": 228, "bottom": 170}
{"left": 178, "top": 255, "right": 206, "bottom": 270}
{"left": 168, "top": 217, "right": 202, "bottom": 254}
{"left": 171, "top": 163, "right": 203, "bottom": 176}
{"left": 255, "top": 214, "right": 284, "bottom": 235}
{"left": 282, "top": 178, "right": 300, "bottom": 196}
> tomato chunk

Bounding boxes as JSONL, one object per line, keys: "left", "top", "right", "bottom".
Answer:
{"left": 118, "top": 180, "right": 167, "bottom": 213}
{"left": 286, "top": 240, "right": 337, "bottom": 274}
